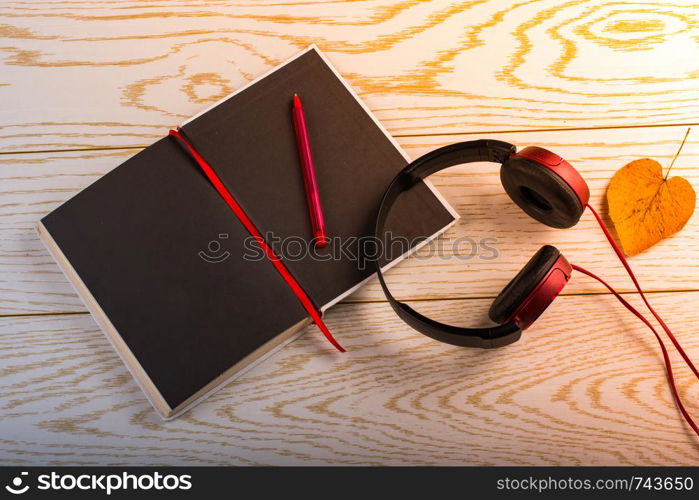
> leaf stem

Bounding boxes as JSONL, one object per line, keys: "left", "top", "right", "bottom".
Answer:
{"left": 665, "top": 127, "right": 691, "bottom": 180}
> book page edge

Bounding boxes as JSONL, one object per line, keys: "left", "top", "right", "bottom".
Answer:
{"left": 320, "top": 215, "right": 457, "bottom": 312}
{"left": 165, "top": 316, "right": 311, "bottom": 420}
{"left": 36, "top": 221, "right": 173, "bottom": 419}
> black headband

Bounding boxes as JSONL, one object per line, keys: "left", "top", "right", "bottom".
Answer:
{"left": 373, "top": 139, "right": 522, "bottom": 348}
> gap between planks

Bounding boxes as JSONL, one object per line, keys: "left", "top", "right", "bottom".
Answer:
{"left": 4, "top": 121, "right": 695, "bottom": 319}
{"left": 1, "top": 122, "right": 698, "bottom": 157}
{"left": 1, "top": 288, "right": 696, "bottom": 319}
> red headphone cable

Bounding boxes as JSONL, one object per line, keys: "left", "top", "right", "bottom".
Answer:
{"left": 571, "top": 264, "right": 698, "bottom": 437}
{"left": 586, "top": 203, "right": 699, "bottom": 380}
{"left": 572, "top": 264, "right": 699, "bottom": 436}
{"left": 582, "top": 202, "right": 698, "bottom": 436}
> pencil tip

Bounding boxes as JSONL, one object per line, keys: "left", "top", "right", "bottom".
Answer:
{"left": 292, "top": 93, "right": 302, "bottom": 108}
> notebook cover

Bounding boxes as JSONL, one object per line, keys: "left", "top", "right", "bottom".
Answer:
{"left": 181, "top": 47, "right": 456, "bottom": 308}
{"left": 39, "top": 46, "right": 456, "bottom": 416}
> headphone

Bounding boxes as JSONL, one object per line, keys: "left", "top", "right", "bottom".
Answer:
{"left": 373, "top": 139, "right": 699, "bottom": 437}
{"left": 373, "top": 139, "right": 590, "bottom": 349}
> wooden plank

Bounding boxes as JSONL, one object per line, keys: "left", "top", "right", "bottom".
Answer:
{"left": 2, "top": 126, "right": 697, "bottom": 314}
{"left": 1, "top": 0, "right": 699, "bottom": 151}
{"left": 1, "top": 292, "right": 697, "bottom": 465}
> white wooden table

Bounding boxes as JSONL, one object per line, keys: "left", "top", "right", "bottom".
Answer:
{"left": 1, "top": 0, "right": 698, "bottom": 465}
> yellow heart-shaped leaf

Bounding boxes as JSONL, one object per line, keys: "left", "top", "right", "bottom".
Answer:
{"left": 606, "top": 158, "right": 695, "bottom": 256}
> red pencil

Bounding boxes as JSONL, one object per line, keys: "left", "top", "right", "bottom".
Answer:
{"left": 291, "top": 93, "right": 329, "bottom": 248}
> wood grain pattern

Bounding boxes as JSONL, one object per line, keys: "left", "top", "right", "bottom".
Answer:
{"left": 2, "top": 0, "right": 699, "bottom": 467}
{"left": 2, "top": 126, "right": 697, "bottom": 315}
{"left": 1, "top": 292, "right": 698, "bottom": 466}
{"left": 1, "top": 0, "right": 699, "bottom": 152}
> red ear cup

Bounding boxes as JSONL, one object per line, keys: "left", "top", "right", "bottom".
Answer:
{"left": 489, "top": 245, "right": 572, "bottom": 330}
{"left": 501, "top": 146, "right": 590, "bottom": 229}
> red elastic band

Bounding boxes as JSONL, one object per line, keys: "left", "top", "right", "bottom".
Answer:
{"left": 572, "top": 264, "right": 698, "bottom": 437}
{"left": 169, "top": 129, "right": 345, "bottom": 353}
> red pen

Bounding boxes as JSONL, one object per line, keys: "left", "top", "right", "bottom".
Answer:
{"left": 291, "top": 93, "right": 329, "bottom": 248}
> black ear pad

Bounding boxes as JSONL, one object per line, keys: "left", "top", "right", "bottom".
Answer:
{"left": 500, "top": 156, "right": 583, "bottom": 229}
{"left": 488, "top": 245, "right": 561, "bottom": 324}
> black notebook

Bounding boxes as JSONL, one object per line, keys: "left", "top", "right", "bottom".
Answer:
{"left": 39, "top": 46, "right": 457, "bottom": 419}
